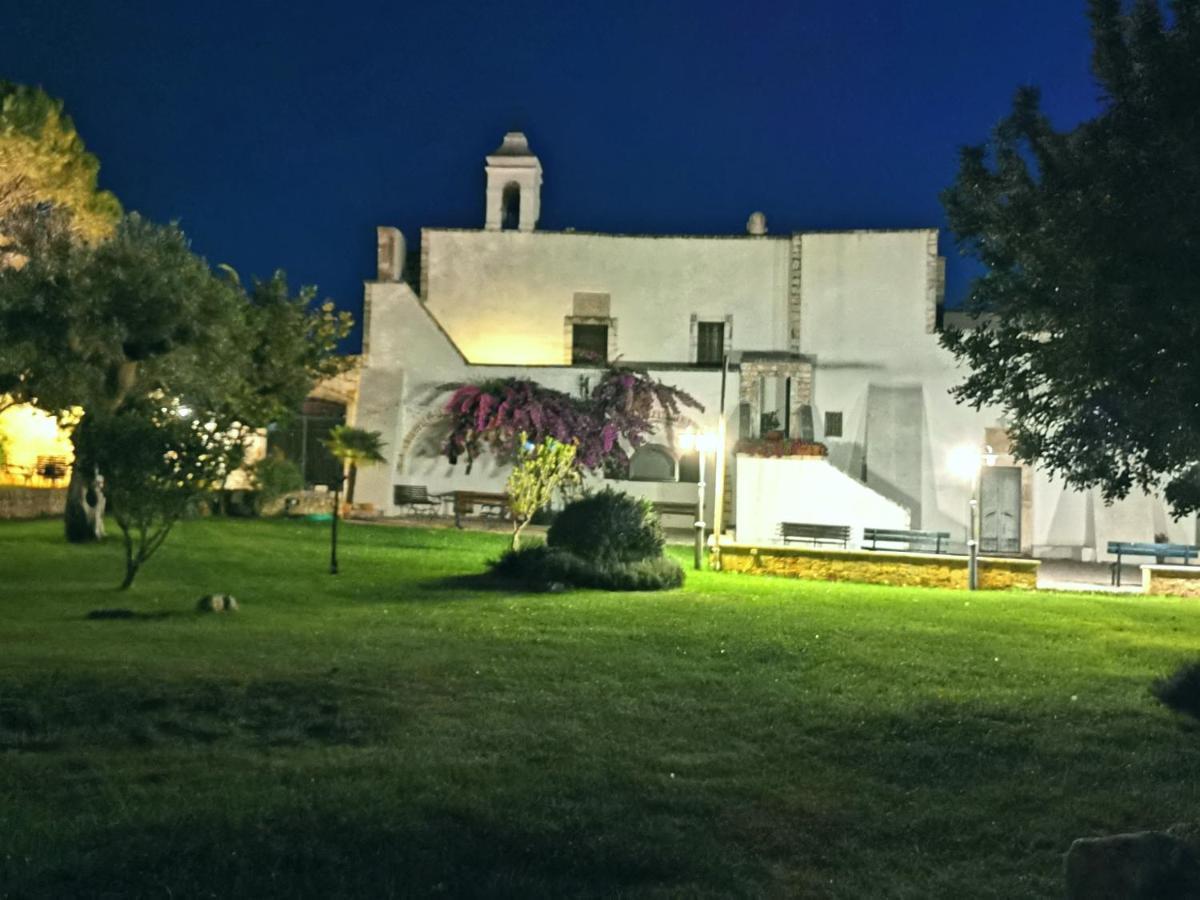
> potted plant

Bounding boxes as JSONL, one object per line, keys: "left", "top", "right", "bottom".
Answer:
{"left": 759, "top": 411, "right": 783, "bottom": 441}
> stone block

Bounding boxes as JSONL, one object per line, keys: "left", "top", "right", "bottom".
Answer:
{"left": 715, "top": 543, "right": 1038, "bottom": 591}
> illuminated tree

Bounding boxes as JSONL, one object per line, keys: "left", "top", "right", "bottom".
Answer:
{"left": 942, "top": 0, "right": 1200, "bottom": 514}
{"left": 505, "top": 434, "right": 580, "bottom": 549}
{"left": 0, "top": 82, "right": 121, "bottom": 242}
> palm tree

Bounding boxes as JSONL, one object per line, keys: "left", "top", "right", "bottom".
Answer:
{"left": 323, "top": 425, "right": 386, "bottom": 506}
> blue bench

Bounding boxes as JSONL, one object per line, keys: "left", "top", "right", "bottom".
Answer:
{"left": 1107, "top": 541, "right": 1198, "bottom": 586}
{"left": 779, "top": 522, "right": 850, "bottom": 548}
{"left": 864, "top": 527, "right": 951, "bottom": 555}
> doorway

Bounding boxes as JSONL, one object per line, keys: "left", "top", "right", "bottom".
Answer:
{"left": 980, "top": 465, "right": 1021, "bottom": 554}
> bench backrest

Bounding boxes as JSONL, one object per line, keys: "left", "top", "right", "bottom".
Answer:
{"left": 652, "top": 502, "right": 697, "bottom": 515}
{"left": 393, "top": 484, "right": 431, "bottom": 504}
{"left": 1107, "top": 541, "right": 1198, "bottom": 558}
{"left": 780, "top": 522, "right": 851, "bottom": 540}
{"left": 864, "top": 528, "right": 950, "bottom": 543}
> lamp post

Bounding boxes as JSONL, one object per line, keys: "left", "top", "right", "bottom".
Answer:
{"left": 948, "top": 443, "right": 998, "bottom": 590}
{"left": 330, "top": 474, "right": 344, "bottom": 575}
{"left": 678, "top": 429, "right": 718, "bottom": 570}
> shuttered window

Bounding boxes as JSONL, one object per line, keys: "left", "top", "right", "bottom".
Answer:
{"left": 697, "top": 321, "right": 724, "bottom": 365}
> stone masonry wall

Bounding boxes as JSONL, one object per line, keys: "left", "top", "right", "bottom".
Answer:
{"left": 1142, "top": 565, "right": 1200, "bottom": 598}
{"left": 717, "top": 543, "right": 1039, "bottom": 591}
{"left": 0, "top": 487, "right": 67, "bottom": 520}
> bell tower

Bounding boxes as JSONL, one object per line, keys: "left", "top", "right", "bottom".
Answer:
{"left": 485, "top": 131, "right": 542, "bottom": 232}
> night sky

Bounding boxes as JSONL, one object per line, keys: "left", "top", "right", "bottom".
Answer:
{"left": 2, "top": 1, "right": 1101, "bottom": 347}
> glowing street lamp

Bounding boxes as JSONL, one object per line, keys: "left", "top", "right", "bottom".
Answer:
{"left": 948, "top": 443, "right": 998, "bottom": 590}
{"left": 678, "top": 429, "right": 718, "bottom": 570}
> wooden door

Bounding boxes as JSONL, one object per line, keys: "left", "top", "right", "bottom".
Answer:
{"left": 981, "top": 466, "right": 1021, "bottom": 553}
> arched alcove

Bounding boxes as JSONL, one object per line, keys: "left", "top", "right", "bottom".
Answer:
{"left": 501, "top": 182, "right": 521, "bottom": 230}
{"left": 628, "top": 444, "right": 677, "bottom": 482}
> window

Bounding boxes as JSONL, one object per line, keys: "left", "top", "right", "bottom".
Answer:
{"left": 571, "top": 323, "right": 608, "bottom": 364}
{"left": 824, "top": 411, "right": 843, "bottom": 438}
{"left": 697, "top": 321, "right": 725, "bottom": 366}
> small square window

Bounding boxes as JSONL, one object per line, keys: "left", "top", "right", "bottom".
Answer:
{"left": 572, "top": 323, "right": 608, "bottom": 364}
{"left": 824, "top": 411, "right": 843, "bottom": 438}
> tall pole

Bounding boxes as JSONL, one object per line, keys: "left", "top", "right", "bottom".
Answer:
{"left": 967, "top": 465, "right": 979, "bottom": 590}
{"left": 330, "top": 480, "right": 341, "bottom": 575}
{"left": 710, "top": 353, "right": 729, "bottom": 570}
{"left": 694, "top": 451, "right": 706, "bottom": 570}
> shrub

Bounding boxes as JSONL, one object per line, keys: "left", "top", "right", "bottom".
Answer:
{"left": 491, "top": 543, "right": 684, "bottom": 592}
{"left": 1153, "top": 661, "right": 1200, "bottom": 721}
{"left": 547, "top": 488, "right": 664, "bottom": 564}
{"left": 250, "top": 450, "right": 304, "bottom": 511}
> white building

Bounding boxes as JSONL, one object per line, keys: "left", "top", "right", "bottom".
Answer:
{"left": 352, "top": 132, "right": 1193, "bottom": 561}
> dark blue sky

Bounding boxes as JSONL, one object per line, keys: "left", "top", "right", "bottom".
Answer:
{"left": 3, "top": 1, "right": 1100, "bottom": 347}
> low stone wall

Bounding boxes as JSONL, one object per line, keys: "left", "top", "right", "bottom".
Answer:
{"left": 262, "top": 490, "right": 337, "bottom": 517}
{"left": 716, "top": 543, "right": 1039, "bottom": 591}
{"left": 1142, "top": 565, "right": 1200, "bottom": 598}
{"left": 0, "top": 486, "right": 67, "bottom": 520}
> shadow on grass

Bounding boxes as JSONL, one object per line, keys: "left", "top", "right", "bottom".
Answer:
{"left": 0, "top": 677, "right": 383, "bottom": 752}
{"left": 417, "top": 572, "right": 541, "bottom": 596}
{"left": 9, "top": 806, "right": 719, "bottom": 899}
{"left": 84, "top": 608, "right": 178, "bottom": 621}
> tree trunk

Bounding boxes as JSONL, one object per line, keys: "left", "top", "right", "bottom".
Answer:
{"left": 118, "top": 555, "right": 139, "bottom": 590}
{"left": 346, "top": 463, "right": 358, "bottom": 506}
{"left": 64, "top": 465, "right": 105, "bottom": 543}
{"left": 511, "top": 516, "right": 529, "bottom": 551}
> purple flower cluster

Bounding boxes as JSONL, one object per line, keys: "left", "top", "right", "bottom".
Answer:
{"left": 443, "top": 367, "right": 702, "bottom": 473}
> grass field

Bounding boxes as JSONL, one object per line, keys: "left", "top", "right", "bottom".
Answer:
{"left": 3, "top": 517, "right": 1200, "bottom": 898}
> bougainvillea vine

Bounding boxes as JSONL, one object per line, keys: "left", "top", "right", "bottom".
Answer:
{"left": 442, "top": 366, "right": 702, "bottom": 473}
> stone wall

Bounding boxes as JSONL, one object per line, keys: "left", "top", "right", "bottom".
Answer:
{"left": 717, "top": 542, "right": 1038, "bottom": 591}
{"left": 0, "top": 486, "right": 67, "bottom": 520}
{"left": 1142, "top": 565, "right": 1200, "bottom": 598}
{"left": 262, "top": 490, "right": 337, "bottom": 517}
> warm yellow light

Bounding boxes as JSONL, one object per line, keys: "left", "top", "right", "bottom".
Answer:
{"left": 678, "top": 429, "right": 718, "bottom": 454}
{"left": 0, "top": 402, "right": 75, "bottom": 485}
{"left": 947, "top": 444, "right": 981, "bottom": 482}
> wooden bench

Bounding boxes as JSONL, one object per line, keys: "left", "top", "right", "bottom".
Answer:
{"left": 864, "top": 527, "right": 951, "bottom": 555}
{"left": 35, "top": 455, "right": 70, "bottom": 483}
{"left": 393, "top": 484, "right": 442, "bottom": 514}
{"left": 1108, "top": 541, "right": 1199, "bottom": 586}
{"left": 451, "top": 490, "right": 510, "bottom": 528}
{"left": 778, "top": 522, "right": 851, "bottom": 548}
{"left": 650, "top": 500, "right": 699, "bottom": 523}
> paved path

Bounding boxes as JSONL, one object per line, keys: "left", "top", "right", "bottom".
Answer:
{"left": 1037, "top": 559, "right": 1142, "bottom": 594}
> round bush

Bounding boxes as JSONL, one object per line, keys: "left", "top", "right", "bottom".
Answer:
{"left": 491, "top": 544, "right": 684, "bottom": 592}
{"left": 547, "top": 488, "right": 665, "bottom": 563}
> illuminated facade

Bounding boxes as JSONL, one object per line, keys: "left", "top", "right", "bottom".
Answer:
{"left": 352, "top": 132, "right": 1191, "bottom": 560}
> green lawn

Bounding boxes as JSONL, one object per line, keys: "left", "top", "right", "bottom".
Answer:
{"left": 3, "top": 518, "right": 1200, "bottom": 898}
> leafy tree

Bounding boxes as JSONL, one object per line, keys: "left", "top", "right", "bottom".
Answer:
{"left": 505, "top": 433, "right": 580, "bottom": 549}
{"left": 0, "top": 208, "right": 353, "bottom": 542}
{"left": 941, "top": 0, "right": 1200, "bottom": 514}
{"left": 79, "top": 398, "right": 248, "bottom": 589}
{"left": 443, "top": 366, "right": 701, "bottom": 473}
{"left": 0, "top": 82, "right": 121, "bottom": 242}
{"left": 323, "top": 425, "right": 386, "bottom": 505}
